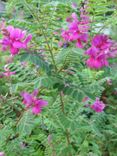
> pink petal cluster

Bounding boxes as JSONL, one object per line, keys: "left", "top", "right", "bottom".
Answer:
{"left": 21, "top": 89, "right": 48, "bottom": 115}
{"left": 0, "top": 25, "right": 32, "bottom": 55}
{"left": 91, "top": 98, "right": 106, "bottom": 113}
{"left": 85, "top": 34, "right": 112, "bottom": 69}
{"left": 61, "top": 12, "right": 89, "bottom": 48}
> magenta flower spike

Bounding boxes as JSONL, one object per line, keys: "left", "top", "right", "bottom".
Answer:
{"left": 61, "top": 12, "right": 89, "bottom": 48}
{"left": 85, "top": 34, "right": 112, "bottom": 69}
{"left": 0, "top": 25, "right": 32, "bottom": 55}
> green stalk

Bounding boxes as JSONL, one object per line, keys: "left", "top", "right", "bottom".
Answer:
{"left": 23, "top": 0, "right": 57, "bottom": 71}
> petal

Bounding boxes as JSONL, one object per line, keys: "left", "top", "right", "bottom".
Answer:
{"left": 20, "top": 30, "right": 27, "bottom": 39}
{"left": 21, "top": 92, "right": 33, "bottom": 105}
{"left": 35, "top": 99, "right": 48, "bottom": 107}
{"left": 2, "top": 38, "right": 11, "bottom": 45}
{"left": 32, "top": 106, "right": 41, "bottom": 115}
{"left": 79, "top": 34, "right": 88, "bottom": 42}
{"left": 32, "top": 89, "right": 39, "bottom": 97}
{"left": 7, "top": 25, "right": 14, "bottom": 33}
{"left": 76, "top": 40, "right": 83, "bottom": 48}
{"left": 85, "top": 46, "right": 98, "bottom": 57}
{"left": 13, "top": 41, "right": 25, "bottom": 49}
{"left": 71, "top": 13, "right": 78, "bottom": 22}
{"left": 7, "top": 26, "right": 16, "bottom": 39}
{"left": 24, "top": 34, "right": 32, "bottom": 45}
{"left": 14, "top": 28, "right": 22, "bottom": 39}
{"left": 10, "top": 46, "right": 19, "bottom": 55}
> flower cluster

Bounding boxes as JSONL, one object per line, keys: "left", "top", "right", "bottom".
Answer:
{"left": 85, "top": 34, "right": 112, "bottom": 69}
{"left": 61, "top": 12, "right": 89, "bottom": 48}
{"left": 82, "top": 97, "right": 106, "bottom": 113}
{"left": 91, "top": 98, "right": 106, "bottom": 113}
{"left": 21, "top": 90, "right": 48, "bottom": 115}
{"left": 0, "top": 25, "right": 32, "bottom": 55}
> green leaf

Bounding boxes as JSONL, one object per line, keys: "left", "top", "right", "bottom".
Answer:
{"left": 17, "top": 111, "right": 35, "bottom": 137}
{"left": 20, "top": 53, "right": 51, "bottom": 74}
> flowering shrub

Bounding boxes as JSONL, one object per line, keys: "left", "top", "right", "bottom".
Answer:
{"left": 0, "top": 0, "right": 117, "bottom": 156}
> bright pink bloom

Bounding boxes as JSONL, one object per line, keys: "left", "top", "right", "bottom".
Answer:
{"left": 0, "top": 25, "right": 32, "bottom": 55}
{"left": 86, "top": 56, "right": 109, "bottom": 69}
{"left": 61, "top": 13, "right": 89, "bottom": 48}
{"left": 85, "top": 34, "right": 112, "bottom": 69}
{"left": 21, "top": 90, "right": 48, "bottom": 115}
{"left": 92, "top": 35, "right": 111, "bottom": 50}
{"left": 91, "top": 98, "right": 105, "bottom": 113}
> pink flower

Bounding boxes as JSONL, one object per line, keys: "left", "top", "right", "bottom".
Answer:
{"left": 86, "top": 56, "right": 109, "bottom": 69}
{"left": 0, "top": 152, "right": 5, "bottom": 156}
{"left": 0, "top": 25, "right": 32, "bottom": 55}
{"left": 85, "top": 34, "right": 112, "bottom": 69}
{"left": 21, "top": 90, "right": 48, "bottom": 115}
{"left": 61, "top": 13, "right": 89, "bottom": 48}
{"left": 92, "top": 35, "right": 111, "bottom": 50}
{"left": 91, "top": 98, "right": 106, "bottom": 113}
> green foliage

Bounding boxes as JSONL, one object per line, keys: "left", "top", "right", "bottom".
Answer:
{"left": 0, "top": 0, "right": 117, "bottom": 156}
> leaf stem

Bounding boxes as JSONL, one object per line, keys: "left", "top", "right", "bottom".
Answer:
{"left": 59, "top": 91, "right": 65, "bottom": 113}
{"left": 23, "top": 0, "right": 57, "bottom": 71}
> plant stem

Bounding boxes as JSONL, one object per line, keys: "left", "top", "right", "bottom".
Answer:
{"left": 23, "top": 0, "right": 57, "bottom": 71}
{"left": 60, "top": 91, "right": 65, "bottom": 113}
{"left": 66, "top": 129, "right": 70, "bottom": 145}
{"left": 59, "top": 92, "right": 72, "bottom": 156}
{"left": 40, "top": 28, "right": 58, "bottom": 71}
